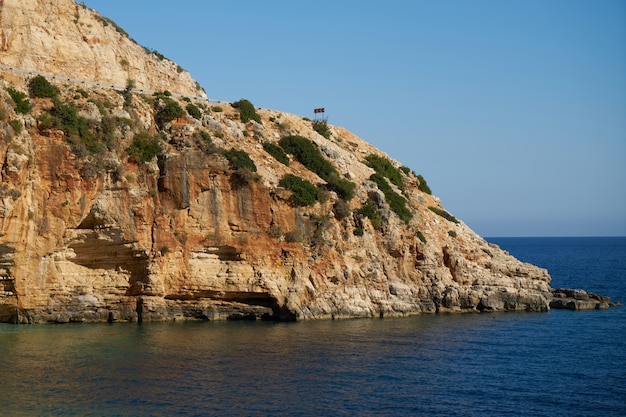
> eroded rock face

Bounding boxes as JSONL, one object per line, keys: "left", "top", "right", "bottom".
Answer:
{"left": 0, "top": 87, "right": 556, "bottom": 323}
{"left": 0, "top": 0, "right": 557, "bottom": 323}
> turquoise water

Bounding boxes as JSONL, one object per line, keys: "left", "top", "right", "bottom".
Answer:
{"left": 0, "top": 237, "right": 624, "bottom": 416}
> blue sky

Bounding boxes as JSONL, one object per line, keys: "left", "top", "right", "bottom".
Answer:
{"left": 81, "top": 0, "right": 626, "bottom": 237}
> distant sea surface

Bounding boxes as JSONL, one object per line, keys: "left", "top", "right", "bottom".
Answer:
{"left": 0, "top": 237, "right": 624, "bottom": 416}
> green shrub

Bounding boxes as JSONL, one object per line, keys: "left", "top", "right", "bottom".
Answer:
{"left": 211, "top": 106, "right": 223, "bottom": 112}
{"left": 312, "top": 120, "right": 331, "bottom": 139}
{"left": 155, "top": 98, "right": 184, "bottom": 127}
{"left": 263, "top": 142, "right": 290, "bottom": 166}
{"left": 370, "top": 173, "right": 412, "bottom": 223}
{"left": 7, "top": 88, "right": 30, "bottom": 114}
{"left": 448, "top": 230, "right": 457, "bottom": 238}
{"left": 428, "top": 206, "right": 459, "bottom": 224}
{"left": 49, "top": 98, "right": 102, "bottom": 154}
{"left": 127, "top": 132, "right": 162, "bottom": 163}
{"left": 232, "top": 99, "right": 261, "bottom": 123}
{"left": 28, "top": 75, "right": 59, "bottom": 98}
{"left": 279, "top": 135, "right": 334, "bottom": 177}
{"left": 279, "top": 135, "right": 355, "bottom": 200}
{"left": 222, "top": 148, "right": 257, "bottom": 172}
{"left": 417, "top": 231, "right": 427, "bottom": 243}
{"left": 357, "top": 199, "right": 382, "bottom": 229}
{"left": 353, "top": 227, "right": 364, "bottom": 236}
{"left": 326, "top": 174, "right": 356, "bottom": 201}
{"left": 186, "top": 103, "right": 202, "bottom": 119}
{"left": 279, "top": 174, "right": 319, "bottom": 206}
{"left": 9, "top": 119, "right": 23, "bottom": 135}
{"left": 417, "top": 174, "right": 432, "bottom": 194}
{"left": 365, "top": 154, "right": 404, "bottom": 191}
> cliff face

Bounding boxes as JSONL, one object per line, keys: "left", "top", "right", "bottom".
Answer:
{"left": 0, "top": 0, "right": 204, "bottom": 97}
{"left": 0, "top": 0, "right": 554, "bottom": 323}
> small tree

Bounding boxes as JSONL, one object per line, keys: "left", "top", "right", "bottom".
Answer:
{"left": 155, "top": 98, "right": 184, "bottom": 127}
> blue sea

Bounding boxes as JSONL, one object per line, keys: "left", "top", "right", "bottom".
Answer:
{"left": 0, "top": 237, "right": 624, "bottom": 416}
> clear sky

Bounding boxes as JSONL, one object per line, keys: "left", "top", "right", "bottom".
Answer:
{"left": 81, "top": 0, "right": 626, "bottom": 237}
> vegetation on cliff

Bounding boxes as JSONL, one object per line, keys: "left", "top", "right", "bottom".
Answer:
{"left": 279, "top": 135, "right": 356, "bottom": 200}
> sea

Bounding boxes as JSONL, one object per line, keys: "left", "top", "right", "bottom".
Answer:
{"left": 0, "top": 237, "right": 624, "bottom": 416}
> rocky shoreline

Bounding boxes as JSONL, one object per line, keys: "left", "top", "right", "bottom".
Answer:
{"left": 550, "top": 288, "right": 621, "bottom": 311}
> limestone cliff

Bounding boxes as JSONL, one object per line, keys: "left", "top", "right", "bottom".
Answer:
{"left": 0, "top": 0, "right": 559, "bottom": 323}
{"left": 0, "top": 0, "right": 204, "bottom": 97}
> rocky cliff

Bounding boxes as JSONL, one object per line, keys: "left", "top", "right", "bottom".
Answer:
{"left": 0, "top": 0, "right": 593, "bottom": 323}
{"left": 0, "top": 0, "right": 204, "bottom": 97}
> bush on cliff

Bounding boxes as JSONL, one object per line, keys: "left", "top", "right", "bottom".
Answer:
{"left": 428, "top": 206, "right": 459, "bottom": 224}
{"left": 232, "top": 99, "right": 261, "bottom": 124}
{"left": 279, "top": 135, "right": 355, "bottom": 200}
{"left": 279, "top": 174, "right": 319, "bottom": 206}
{"left": 7, "top": 88, "right": 30, "bottom": 114}
{"left": 312, "top": 120, "right": 331, "bottom": 139}
{"left": 46, "top": 98, "right": 102, "bottom": 155}
{"left": 369, "top": 173, "right": 412, "bottom": 223}
{"left": 222, "top": 148, "right": 257, "bottom": 172}
{"left": 28, "top": 75, "right": 59, "bottom": 99}
{"left": 417, "top": 174, "right": 432, "bottom": 195}
{"left": 127, "top": 132, "right": 162, "bottom": 163}
{"left": 155, "top": 97, "right": 184, "bottom": 128}
{"left": 186, "top": 103, "right": 202, "bottom": 120}
{"left": 365, "top": 154, "right": 404, "bottom": 191}
{"left": 263, "top": 142, "right": 290, "bottom": 166}
{"left": 357, "top": 199, "right": 382, "bottom": 229}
